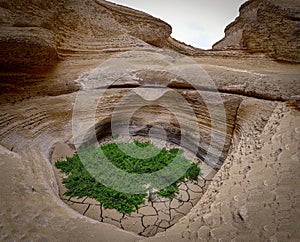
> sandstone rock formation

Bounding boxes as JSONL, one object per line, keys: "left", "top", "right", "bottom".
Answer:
{"left": 0, "top": 0, "right": 299, "bottom": 241}
{"left": 0, "top": 0, "right": 177, "bottom": 72}
{"left": 213, "top": 0, "right": 300, "bottom": 63}
{"left": 0, "top": 0, "right": 201, "bottom": 104}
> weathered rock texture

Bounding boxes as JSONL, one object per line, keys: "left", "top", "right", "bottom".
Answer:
{"left": 0, "top": 0, "right": 174, "bottom": 72}
{"left": 0, "top": 0, "right": 201, "bottom": 104}
{"left": 143, "top": 100, "right": 300, "bottom": 242}
{"left": 213, "top": 0, "right": 300, "bottom": 63}
{"left": 0, "top": 0, "right": 299, "bottom": 241}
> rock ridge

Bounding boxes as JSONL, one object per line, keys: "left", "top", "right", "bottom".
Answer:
{"left": 213, "top": 0, "right": 300, "bottom": 63}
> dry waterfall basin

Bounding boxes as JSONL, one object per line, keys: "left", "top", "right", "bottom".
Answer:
{"left": 0, "top": 0, "right": 300, "bottom": 241}
{"left": 51, "top": 136, "right": 216, "bottom": 237}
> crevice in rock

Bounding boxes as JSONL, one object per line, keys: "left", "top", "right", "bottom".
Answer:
{"left": 104, "top": 84, "right": 287, "bottom": 102}
{"left": 228, "top": 100, "right": 242, "bottom": 152}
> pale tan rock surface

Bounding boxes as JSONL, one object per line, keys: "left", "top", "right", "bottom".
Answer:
{"left": 142, "top": 100, "right": 300, "bottom": 241}
{"left": 213, "top": 0, "right": 300, "bottom": 63}
{"left": 0, "top": 0, "right": 299, "bottom": 241}
{"left": 0, "top": 0, "right": 174, "bottom": 72}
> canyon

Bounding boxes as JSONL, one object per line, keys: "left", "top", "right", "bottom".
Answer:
{"left": 0, "top": 0, "right": 299, "bottom": 241}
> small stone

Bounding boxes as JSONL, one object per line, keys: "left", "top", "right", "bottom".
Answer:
{"left": 197, "top": 177, "right": 206, "bottom": 187}
{"left": 82, "top": 197, "right": 99, "bottom": 205}
{"left": 178, "top": 183, "right": 188, "bottom": 191}
{"left": 70, "top": 203, "right": 90, "bottom": 215}
{"left": 189, "top": 192, "right": 202, "bottom": 204}
{"left": 103, "top": 217, "right": 121, "bottom": 228}
{"left": 175, "top": 201, "right": 193, "bottom": 215}
{"left": 169, "top": 209, "right": 183, "bottom": 224}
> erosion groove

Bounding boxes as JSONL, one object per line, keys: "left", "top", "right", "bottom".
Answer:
{"left": 106, "top": 84, "right": 288, "bottom": 102}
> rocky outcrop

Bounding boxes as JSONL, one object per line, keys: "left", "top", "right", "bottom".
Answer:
{"left": 213, "top": 0, "right": 300, "bottom": 63}
{"left": 0, "top": 0, "right": 182, "bottom": 103}
{"left": 0, "top": 0, "right": 174, "bottom": 72}
{"left": 0, "top": 27, "right": 58, "bottom": 72}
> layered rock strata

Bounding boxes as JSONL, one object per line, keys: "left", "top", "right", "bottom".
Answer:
{"left": 213, "top": 0, "right": 300, "bottom": 63}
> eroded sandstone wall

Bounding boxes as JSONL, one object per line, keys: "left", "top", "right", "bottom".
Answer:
{"left": 0, "top": 0, "right": 173, "bottom": 72}
{"left": 143, "top": 100, "right": 300, "bottom": 242}
{"left": 0, "top": 0, "right": 299, "bottom": 241}
{"left": 213, "top": 0, "right": 300, "bottom": 63}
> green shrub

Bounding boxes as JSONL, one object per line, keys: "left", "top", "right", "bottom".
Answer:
{"left": 55, "top": 140, "right": 201, "bottom": 214}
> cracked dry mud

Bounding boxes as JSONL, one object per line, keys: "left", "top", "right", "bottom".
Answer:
{"left": 51, "top": 137, "right": 216, "bottom": 237}
{"left": 52, "top": 144, "right": 216, "bottom": 237}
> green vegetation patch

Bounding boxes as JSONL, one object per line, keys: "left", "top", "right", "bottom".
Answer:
{"left": 55, "top": 140, "right": 201, "bottom": 214}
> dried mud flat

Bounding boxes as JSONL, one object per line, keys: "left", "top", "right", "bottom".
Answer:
{"left": 51, "top": 136, "right": 216, "bottom": 237}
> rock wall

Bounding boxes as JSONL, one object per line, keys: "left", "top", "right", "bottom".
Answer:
{"left": 0, "top": 0, "right": 183, "bottom": 103}
{"left": 213, "top": 0, "right": 300, "bottom": 63}
{"left": 144, "top": 100, "right": 300, "bottom": 242}
{"left": 0, "top": 0, "right": 174, "bottom": 72}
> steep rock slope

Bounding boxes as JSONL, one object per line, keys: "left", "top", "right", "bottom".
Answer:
{"left": 213, "top": 0, "right": 300, "bottom": 63}
{"left": 144, "top": 100, "right": 300, "bottom": 242}
{"left": 0, "top": 0, "right": 173, "bottom": 72}
{"left": 0, "top": 0, "right": 185, "bottom": 104}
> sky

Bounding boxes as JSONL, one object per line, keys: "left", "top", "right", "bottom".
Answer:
{"left": 108, "top": 0, "right": 247, "bottom": 49}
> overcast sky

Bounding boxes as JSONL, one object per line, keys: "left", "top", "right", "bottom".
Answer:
{"left": 108, "top": 0, "right": 247, "bottom": 49}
